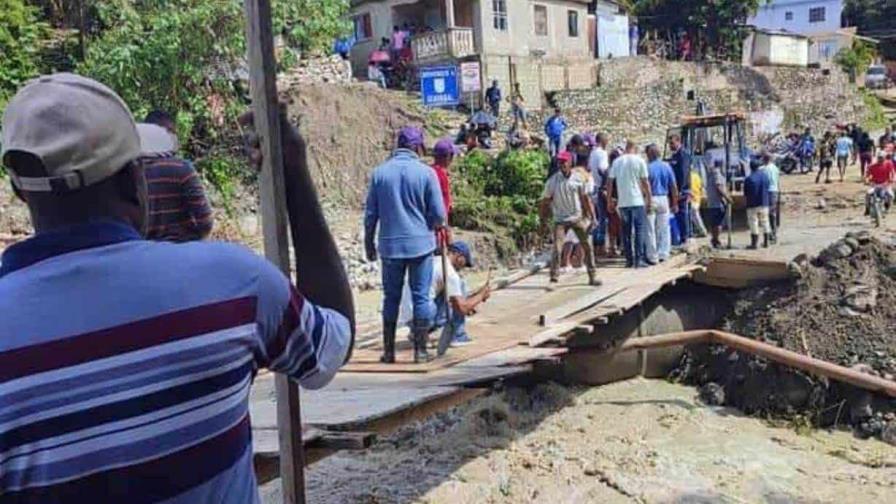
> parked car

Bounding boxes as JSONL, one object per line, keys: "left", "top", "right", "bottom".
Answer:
{"left": 865, "top": 65, "right": 890, "bottom": 90}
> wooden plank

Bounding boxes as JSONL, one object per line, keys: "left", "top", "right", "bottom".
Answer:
{"left": 527, "top": 322, "right": 587, "bottom": 347}
{"left": 243, "top": 0, "right": 304, "bottom": 502}
{"left": 254, "top": 429, "right": 375, "bottom": 485}
{"left": 306, "top": 431, "right": 377, "bottom": 450}
{"left": 343, "top": 322, "right": 535, "bottom": 373}
{"left": 694, "top": 256, "right": 789, "bottom": 288}
{"left": 538, "top": 287, "right": 625, "bottom": 326}
{"left": 538, "top": 256, "right": 692, "bottom": 326}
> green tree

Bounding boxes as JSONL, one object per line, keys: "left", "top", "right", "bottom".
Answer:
{"left": 843, "top": 0, "right": 896, "bottom": 59}
{"left": 632, "top": 0, "right": 762, "bottom": 60}
{"left": 834, "top": 39, "right": 878, "bottom": 80}
{"left": 75, "top": 0, "right": 350, "bottom": 194}
{"left": 274, "top": 0, "right": 351, "bottom": 56}
{"left": 0, "top": 0, "right": 47, "bottom": 106}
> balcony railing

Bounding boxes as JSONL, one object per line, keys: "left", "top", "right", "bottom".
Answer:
{"left": 411, "top": 27, "right": 476, "bottom": 63}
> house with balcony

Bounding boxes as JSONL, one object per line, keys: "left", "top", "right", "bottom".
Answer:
{"left": 348, "top": 0, "right": 594, "bottom": 107}
{"left": 746, "top": 0, "right": 860, "bottom": 65}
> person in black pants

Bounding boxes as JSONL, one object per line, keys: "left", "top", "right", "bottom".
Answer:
{"left": 666, "top": 134, "right": 692, "bottom": 245}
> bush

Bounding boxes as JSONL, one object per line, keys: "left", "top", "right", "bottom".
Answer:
{"left": 0, "top": 0, "right": 47, "bottom": 107}
{"left": 834, "top": 39, "right": 877, "bottom": 81}
{"left": 861, "top": 90, "right": 888, "bottom": 132}
{"left": 452, "top": 149, "right": 549, "bottom": 248}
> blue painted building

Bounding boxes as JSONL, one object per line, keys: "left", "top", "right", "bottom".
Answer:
{"left": 747, "top": 0, "right": 855, "bottom": 65}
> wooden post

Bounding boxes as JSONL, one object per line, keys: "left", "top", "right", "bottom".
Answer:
{"left": 243, "top": 1, "right": 306, "bottom": 503}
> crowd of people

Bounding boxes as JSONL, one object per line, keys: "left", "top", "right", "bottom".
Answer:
{"left": 536, "top": 108, "right": 784, "bottom": 285}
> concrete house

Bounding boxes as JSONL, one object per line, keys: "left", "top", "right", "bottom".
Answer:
{"left": 742, "top": 29, "right": 810, "bottom": 67}
{"left": 747, "top": 0, "right": 856, "bottom": 65}
{"left": 349, "top": 0, "right": 595, "bottom": 108}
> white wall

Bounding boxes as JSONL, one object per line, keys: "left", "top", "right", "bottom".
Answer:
{"left": 478, "top": 0, "right": 590, "bottom": 59}
{"left": 750, "top": 32, "right": 809, "bottom": 67}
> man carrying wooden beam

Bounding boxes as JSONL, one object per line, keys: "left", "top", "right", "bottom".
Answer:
{"left": 0, "top": 73, "right": 353, "bottom": 503}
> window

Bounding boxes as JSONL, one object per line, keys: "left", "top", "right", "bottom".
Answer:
{"left": 568, "top": 10, "right": 579, "bottom": 37}
{"left": 492, "top": 0, "right": 507, "bottom": 31}
{"left": 785, "top": 11, "right": 793, "bottom": 21}
{"left": 353, "top": 13, "right": 372, "bottom": 40}
{"left": 809, "top": 7, "right": 826, "bottom": 23}
{"left": 534, "top": 5, "right": 548, "bottom": 36}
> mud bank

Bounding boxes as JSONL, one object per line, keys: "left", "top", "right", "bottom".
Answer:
{"left": 675, "top": 233, "right": 896, "bottom": 442}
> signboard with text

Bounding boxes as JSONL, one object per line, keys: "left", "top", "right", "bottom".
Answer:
{"left": 460, "top": 61, "right": 482, "bottom": 93}
{"left": 420, "top": 65, "right": 459, "bottom": 107}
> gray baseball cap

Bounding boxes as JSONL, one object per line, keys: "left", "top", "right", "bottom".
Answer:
{"left": 1, "top": 73, "right": 140, "bottom": 193}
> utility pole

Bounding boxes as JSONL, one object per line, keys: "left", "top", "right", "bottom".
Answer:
{"left": 76, "top": 0, "right": 86, "bottom": 58}
{"left": 242, "top": 1, "right": 307, "bottom": 503}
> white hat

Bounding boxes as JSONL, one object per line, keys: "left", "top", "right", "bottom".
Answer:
{"left": 136, "top": 123, "right": 178, "bottom": 156}
{"left": 1, "top": 73, "right": 140, "bottom": 193}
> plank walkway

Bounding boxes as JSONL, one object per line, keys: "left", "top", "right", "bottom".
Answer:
{"left": 343, "top": 253, "right": 701, "bottom": 373}
{"left": 249, "top": 253, "right": 704, "bottom": 479}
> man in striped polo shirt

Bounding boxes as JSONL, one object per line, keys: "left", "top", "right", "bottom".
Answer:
{"left": 0, "top": 74, "right": 353, "bottom": 503}
{"left": 137, "top": 112, "right": 214, "bottom": 242}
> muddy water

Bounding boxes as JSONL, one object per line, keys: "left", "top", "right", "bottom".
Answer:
{"left": 260, "top": 379, "right": 895, "bottom": 503}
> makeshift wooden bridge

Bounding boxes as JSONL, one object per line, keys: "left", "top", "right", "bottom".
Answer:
{"left": 249, "top": 253, "right": 705, "bottom": 482}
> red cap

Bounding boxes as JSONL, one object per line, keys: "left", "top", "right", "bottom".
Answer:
{"left": 556, "top": 151, "right": 573, "bottom": 163}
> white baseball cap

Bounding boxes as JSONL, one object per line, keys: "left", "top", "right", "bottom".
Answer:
{"left": 1, "top": 73, "right": 141, "bottom": 193}
{"left": 136, "top": 123, "right": 178, "bottom": 156}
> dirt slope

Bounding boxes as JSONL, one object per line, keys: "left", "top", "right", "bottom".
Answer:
{"left": 283, "top": 83, "right": 461, "bottom": 207}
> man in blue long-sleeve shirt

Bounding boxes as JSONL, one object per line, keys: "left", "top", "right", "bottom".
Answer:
{"left": 667, "top": 134, "right": 692, "bottom": 245}
{"left": 365, "top": 126, "right": 446, "bottom": 363}
{"left": 544, "top": 107, "right": 568, "bottom": 157}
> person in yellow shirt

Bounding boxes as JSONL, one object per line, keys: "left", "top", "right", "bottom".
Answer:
{"left": 689, "top": 169, "right": 709, "bottom": 237}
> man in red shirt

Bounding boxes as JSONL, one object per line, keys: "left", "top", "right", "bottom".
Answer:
{"left": 865, "top": 152, "right": 895, "bottom": 214}
{"left": 432, "top": 138, "right": 457, "bottom": 222}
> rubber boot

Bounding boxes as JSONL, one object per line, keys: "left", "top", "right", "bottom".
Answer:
{"left": 413, "top": 323, "right": 433, "bottom": 364}
{"left": 747, "top": 234, "right": 759, "bottom": 250}
{"left": 379, "top": 321, "right": 396, "bottom": 364}
{"left": 763, "top": 234, "right": 770, "bottom": 249}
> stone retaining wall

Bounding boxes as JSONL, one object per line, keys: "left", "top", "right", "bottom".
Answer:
{"left": 537, "top": 56, "right": 867, "bottom": 146}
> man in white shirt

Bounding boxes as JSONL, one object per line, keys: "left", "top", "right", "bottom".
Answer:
{"left": 398, "top": 241, "right": 491, "bottom": 346}
{"left": 608, "top": 141, "right": 653, "bottom": 268}
{"left": 541, "top": 151, "right": 599, "bottom": 285}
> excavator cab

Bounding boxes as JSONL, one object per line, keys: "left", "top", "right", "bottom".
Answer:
{"left": 665, "top": 112, "right": 753, "bottom": 248}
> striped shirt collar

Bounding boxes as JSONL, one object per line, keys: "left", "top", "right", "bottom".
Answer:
{"left": 0, "top": 219, "right": 141, "bottom": 278}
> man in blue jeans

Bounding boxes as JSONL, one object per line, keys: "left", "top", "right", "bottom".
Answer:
{"left": 608, "top": 141, "right": 652, "bottom": 268}
{"left": 544, "top": 107, "right": 568, "bottom": 157}
{"left": 667, "top": 134, "right": 692, "bottom": 246}
{"left": 365, "top": 127, "right": 446, "bottom": 363}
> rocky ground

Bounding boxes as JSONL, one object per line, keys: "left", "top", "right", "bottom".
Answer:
{"left": 262, "top": 379, "right": 896, "bottom": 503}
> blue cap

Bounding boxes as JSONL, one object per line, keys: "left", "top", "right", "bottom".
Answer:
{"left": 397, "top": 126, "right": 425, "bottom": 150}
{"left": 448, "top": 241, "right": 474, "bottom": 267}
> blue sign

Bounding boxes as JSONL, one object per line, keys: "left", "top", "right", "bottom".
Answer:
{"left": 420, "top": 65, "right": 459, "bottom": 107}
